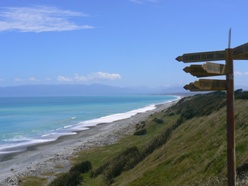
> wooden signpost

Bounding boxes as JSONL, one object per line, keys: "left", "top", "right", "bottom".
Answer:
{"left": 184, "top": 79, "right": 227, "bottom": 91}
{"left": 233, "top": 42, "right": 248, "bottom": 59}
{"left": 202, "top": 62, "right": 226, "bottom": 74}
{"left": 176, "top": 33, "right": 248, "bottom": 186}
{"left": 176, "top": 50, "right": 225, "bottom": 62}
{"left": 183, "top": 62, "right": 226, "bottom": 77}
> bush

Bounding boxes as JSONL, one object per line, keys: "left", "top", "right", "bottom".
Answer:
{"left": 235, "top": 90, "right": 248, "bottom": 99}
{"left": 69, "top": 160, "right": 92, "bottom": 173}
{"left": 133, "top": 129, "right": 147, "bottom": 136}
{"left": 135, "top": 121, "right": 146, "bottom": 130}
{"left": 49, "top": 160, "right": 92, "bottom": 186}
{"left": 237, "top": 162, "right": 248, "bottom": 178}
{"left": 152, "top": 118, "right": 164, "bottom": 124}
{"left": 49, "top": 171, "right": 83, "bottom": 186}
{"left": 168, "top": 112, "right": 175, "bottom": 116}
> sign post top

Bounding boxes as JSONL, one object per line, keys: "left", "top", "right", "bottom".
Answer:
{"left": 176, "top": 50, "right": 225, "bottom": 63}
{"left": 176, "top": 42, "right": 248, "bottom": 63}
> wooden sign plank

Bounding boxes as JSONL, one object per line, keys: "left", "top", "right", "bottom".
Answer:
{"left": 184, "top": 79, "right": 227, "bottom": 91}
{"left": 184, "top": 83, "right": 201, "bottom": 91}
{"left": 232, "top": 42, "right": 248, "bottom": 60}
{"left": 202, "top": 62, "right": 226, "bottom": 74}
{"left": 194, "top": 79, "right": 227, "bottom": 91}
{"left": 184, "top": 62, "right": 226, "bottom": 77}
{"left": 176, "top": 50, "right": 225, "bottom": 63}
{"left": 183, "top": 65, "right": 207, "bottom": 77}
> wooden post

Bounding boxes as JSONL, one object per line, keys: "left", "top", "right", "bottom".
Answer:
{"left": 225, "top": 48, "right": 236, "bottom": 186}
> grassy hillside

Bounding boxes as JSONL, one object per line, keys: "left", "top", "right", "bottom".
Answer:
{"left": 21, "top": 91, "right": 248, "bottom": 186}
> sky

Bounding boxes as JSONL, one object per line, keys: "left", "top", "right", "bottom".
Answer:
{"left": 0, "top": 0, "right": 248, "bottom": 88}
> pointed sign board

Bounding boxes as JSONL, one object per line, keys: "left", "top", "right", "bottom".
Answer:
{"left": 202, "top": 62, "right": 226, "bottom": 74}
{"left": 183, "top": 62, "right": 226, "bottom": 77}
{"left": 183, "top": 65, "right": 209, "bottom": 77}
{"left": 176, "top": 42, "right": 248, "bottom": 63}
{"left": 184, "top": 83, "right": 201, "bottom": 91}
{"left": 232, "top": 42, "right": 248, "bottom": 60}
{"left": 184, "top": 79, "right": 227, "bottom": 91}
{"left": 194, "top": 79, "right": 227, "bottom": 91}
{"left": 176, "top": 50, "right": 225, "bottom": 63}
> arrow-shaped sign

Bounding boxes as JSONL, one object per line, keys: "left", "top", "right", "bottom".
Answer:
{"left": 184, "top": 83, "right": 201, "bottom": 91}
{"left": 202, "top": 62, "right": 226, "bottom": 74}
{"left": 184, "top": 62, "right": 226, "bottom": 77}
{"left": 184, "top": 79, "right": 227, "bottom": 91}
{"left": 194, "top": 79, "right": 227, "bottom": 90}
{"left": 177, "top": 42, "right": 248, "bottom": 63}
{"left": 176, "top": 50, "right": 225, "bottom": 63}
{"left": 233, "top": 42, "right": 248, "bottom": 60}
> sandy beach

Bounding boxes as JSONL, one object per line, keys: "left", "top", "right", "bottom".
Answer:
{"left": 0, "top": 101, "right": 177, "bottom": 186}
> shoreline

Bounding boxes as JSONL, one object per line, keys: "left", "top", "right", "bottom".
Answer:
{"left": 0, "top": 100, "right": 179, "bottom": 185}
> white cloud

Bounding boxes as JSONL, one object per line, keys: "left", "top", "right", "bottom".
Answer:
{"left": 0, "top": 6, "right": 94, "bottom": 32}
{"left": 74, "top": 73, "right": 88, "bottom": 81}
{"left": 92, "top": 72, "right": 121, "bottom": 80}
{"left": 29, "top": 77, "right": 40, "bottom": 82}
{"left": 57, "top": 72, "right": 121, "bottom": 82}
{"left": 14, "top": 78, "right": 24, "bottom": 82}
{"left": 57, "top": 75, "right": 73, "bottom": 82}
{"left": 14, "top": 77, "right": 41, "bottom": 83}
{"left": 235, "top": 71, "right": 248, "bottom": 76}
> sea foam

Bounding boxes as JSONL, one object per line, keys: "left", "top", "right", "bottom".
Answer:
{"left": 0, "top": 95, "right": 179, "bottom": 156}
{"left": 72, "top": 104, "right": 156, "bottom": 130}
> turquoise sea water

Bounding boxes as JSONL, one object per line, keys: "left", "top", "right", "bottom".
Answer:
{"left": 0, "top": 95, "right": 178, "bottom": 154}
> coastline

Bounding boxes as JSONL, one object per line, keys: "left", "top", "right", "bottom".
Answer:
{"left": 0, "top": 99, "right": 179, "bottom": 185}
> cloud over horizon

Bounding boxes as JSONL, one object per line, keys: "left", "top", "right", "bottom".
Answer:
{"left": 235, "top": 71, "right": 248, "bottom": 76}
{"left": 57, "top": 72, "right": 122, "bottom": 83}
{"left": 0, "top": 6, "right": 94, "bottom": 32}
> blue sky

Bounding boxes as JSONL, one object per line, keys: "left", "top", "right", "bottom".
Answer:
{"left": 0, "top": 0, "right": 248, "bottom": 88}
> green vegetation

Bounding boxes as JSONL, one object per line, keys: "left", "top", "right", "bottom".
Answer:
{"left": 21, "top": 91, "right": 248, "bottom": 185}
{"left": 49, "top": 161, "right": 92, "bottom": 186}
{"left": 235, "top": 89, "right": 248, "bottom": 99}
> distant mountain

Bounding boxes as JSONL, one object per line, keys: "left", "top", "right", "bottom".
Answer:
{"left": 0, "top": 84, "right": 160, "bottom": 97}
{"left": 3, "top": 84, "right": 241, "bottom": 97}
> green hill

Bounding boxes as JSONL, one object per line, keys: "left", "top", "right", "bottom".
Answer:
{"left": 22, "top": 91, "right": 248, "bottom": 186}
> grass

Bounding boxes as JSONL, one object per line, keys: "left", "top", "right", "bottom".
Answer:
{"left": 112, "top": 92, "right": 248, "bottom": 185}
{"left": 19, "top": 176, "right": 47, "bottom": 186}
{"left": 20, "top": 91, "right": 248, "bottom": 185}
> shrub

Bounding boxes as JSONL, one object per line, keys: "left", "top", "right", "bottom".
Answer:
{"left": 135, "top": 121, "right": 146, "bottom": 130}
{"left": 69, "top": 160, "right": 92, "bottom": 173}
{"left": 50, "top": 160, "right": 92, "bottom": 186}
{"left": 168, "top": 112, "right": 175, "bottom": 116}
{"left": 237, "top": 162, "right": 248, "bottom": 178}
{"left": 235, "top": 90, "right": 248, "bottom": 99}
{"left": 133, "top": 128, "right": 147, "bottom": 136}
{"left": 152, "top": 118, "right": 164, "bottom": 124}
{"left": 49, "top": 171, "right": 83, "bottom": 186}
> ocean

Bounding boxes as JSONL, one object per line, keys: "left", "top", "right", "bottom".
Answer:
{"left": 0, "top": 95, "right": 178, "bottom": 155}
